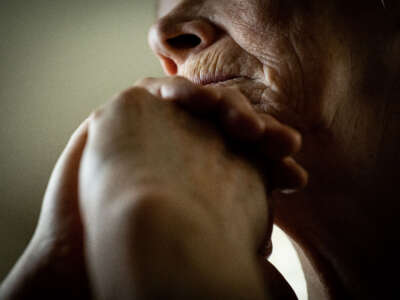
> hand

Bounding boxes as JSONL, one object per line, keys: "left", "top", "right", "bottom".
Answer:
{"left": 136, "top": 76, "right": 308, "bottom": 195}
{"left": 79, "top": 84, "right": 299, "bottom": 299}
{"left": 136, "top": 76, "right": 306, "bottom": 299}
{"left": 0, "top": 120, "right": 91, "bottom": 299}
{"left": 137, "top": 76, "right": 306, "bottom": 299}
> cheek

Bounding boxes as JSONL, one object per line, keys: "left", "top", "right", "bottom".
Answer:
{"left": 210, "top": 0, "right": 293, "bottom": 67}
{"left": 212, "top": 0, "right": 269, "bottom": 33}
{"left": 219, "top": 3, "right": 332, "bottom": 130}
{"left": 214, "top": 17, "right": 304, "bottom": 123}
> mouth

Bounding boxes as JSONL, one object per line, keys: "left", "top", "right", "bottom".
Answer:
{"left": 187, "top": 74, "right": 268, "bottom": 106}
{"left": 195, "top": 75, "right": 249, "bottom": 86}
{"left": 184, "top": 72, "right": 289, "bottom": 123}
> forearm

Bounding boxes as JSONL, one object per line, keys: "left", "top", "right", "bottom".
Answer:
{"left": 0, "top": 242, "right": 45, "bottom": 300}
{"left": 0, "top": 240, "right": 66, "bottom": 300}
{"left": 83, "top": 191, "right": 267, "bottom": 300}
{"left": 0, "top": 238, "right": 91, "bottom": 300}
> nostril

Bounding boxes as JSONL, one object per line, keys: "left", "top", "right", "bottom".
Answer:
{"left": 166, "top": 34, "right": 202, "bottom": 50}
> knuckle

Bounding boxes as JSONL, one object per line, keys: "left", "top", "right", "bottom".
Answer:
{"left": 112, "top": 86, "right": 150, "bottom": 109}
{"left": 119, "top": 86, "right": 150, "bottom": 101}
{"left": 171, "top": 75, "right": 191, "bottom": 86}
{"left": 87, "top": 86, "right": 152, "bottom": 132}
{"left": 134, "top": 77, "right": 156, "bottom": 87}
{"left": 89, "top": 107, "right": 105, "bottom": 122}
{"left": 86, "top": 109, "right": 106, "bottom": 138}
{"left": 161, "top": 77, "right": 200, "bottom": 100}
{"left": 171, "top": 77, "right": 201, "bottom": 94}
{"left": 66, "top": 118, "right": 89, "bottom": 147}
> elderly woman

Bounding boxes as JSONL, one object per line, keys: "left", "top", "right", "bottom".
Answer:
{"left": 1, "top": 0, "right": 399, "bottom": 299}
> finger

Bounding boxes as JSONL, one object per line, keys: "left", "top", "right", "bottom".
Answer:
{"left": 135, "top": 77, "right": 203, "bottom": 105}
{"left": 214, "top": 87, "right": 265, "bottom": 141}
{"left": 161, "top": 81, "right": 298, "bottom": 149}
{"left": 134, "top": 77, "right": 164, "bottom": 97}
{"left": 136, "top": 76, "right": 265, "bottom": 141}
{"left": 258, "top": 114, "right": 302, "bottom": 160}
{"left": 268, "top": 156, "right": 308, "bottom": 193}
{"left": 164, "top": 82, "right": 265, "bottom": 141}
{"left": 137, "top": 76, "right": 222, "bottom": 112}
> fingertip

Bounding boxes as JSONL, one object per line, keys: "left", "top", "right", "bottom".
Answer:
{"left": 286, "top": 127, "right": 302, "bottom": 155}
{"left": 221, "top": 108, "right": 265, "bottom": 141}
{"left": 283, "top": 157, "right": 308, "bottom": 191}
{"left": 280, "top": 189, "right": 298, "bottom": 195}
{"left": 261, "top": 123, "right": 303, "bottom": 160}
{"left": 297, "top": 164, "right": 309, "bottom": 190}
{"left": 134, "top": 77, "right": 156, "bottom": 87}
{"left": 133, "top": 77, "right": 162, "bottom": 97}
{"left": 272, "top": 157, "right": 308, "bottom": 193}
{"left": 160, "top": 82, "right": 179, "bottom": 100}
{"left": 214, "top": 88, "right": 265, "bottom": 141}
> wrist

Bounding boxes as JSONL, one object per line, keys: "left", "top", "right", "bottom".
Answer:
{"left": 83, "top": 190, "right": 266, "bottom": 299}
{"left": 1, "top": 236, "right": 91, "bottom": 300}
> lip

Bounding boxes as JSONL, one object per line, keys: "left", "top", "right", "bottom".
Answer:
{"left": 196, "top": 75, "right": 247, "bottom": 86}
{"left": 188, "top": 74, "right": 265, "bottom": 103}
{"left": 199, "top": 76, "right": 269, "bottom": 108}
{"left": 200, "top": 75, "right": 244, "bottom": 85}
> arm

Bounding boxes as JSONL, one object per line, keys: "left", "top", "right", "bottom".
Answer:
{"left": 0, "top": 120, "right": 91, "bottom": 300}
{"left": 1, "top": 77, "right": 304, "bottom": 300}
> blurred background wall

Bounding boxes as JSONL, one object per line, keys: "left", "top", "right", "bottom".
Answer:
{"left": 0, "top": 1, "right": 306, "bottom": 298}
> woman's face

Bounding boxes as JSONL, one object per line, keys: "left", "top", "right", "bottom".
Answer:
{"left": 150, "top": 0, "right": 374, "bottom": 131}
{"left": 149, "top": 0, "right": 393, "bottom": 183}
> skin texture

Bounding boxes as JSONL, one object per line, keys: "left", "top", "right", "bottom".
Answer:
{"left": 79, "top": 87, "right": 275, "bottom": 299}
{"left": 0, "top": 81, "right": 305, "bottom": 299}
{"left": 77, "top": 82, "right": 309, "bottom": 299}
{"left": 1, "top": 0, "right": 399, "bottom": 299}
{"left": 150, "top": 0, "right": 400, "bottom": 298}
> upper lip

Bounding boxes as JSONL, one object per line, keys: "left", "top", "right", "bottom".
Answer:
{"left": 190, "top": 74, "right": 249, "bottom": 86}
{"left": 178, "top": 49, "right": 253, "bottom": 86}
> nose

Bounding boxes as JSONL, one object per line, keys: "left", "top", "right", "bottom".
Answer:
{"left": 149, "top": 18, "right": 218, "bottom": 75}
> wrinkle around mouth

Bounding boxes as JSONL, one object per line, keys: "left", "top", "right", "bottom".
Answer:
{"left": 191, "top": 74, "right": 250, "bottom": 86}
{"left": 178, "top": 39, "right": 264, "bottom": 88}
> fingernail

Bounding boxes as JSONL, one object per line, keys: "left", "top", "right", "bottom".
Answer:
{"left": 280, "top": 189, "right": 298, "bottom": 195}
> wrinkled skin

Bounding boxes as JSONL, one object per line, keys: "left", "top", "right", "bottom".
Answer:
{"left": 79, "top": 87, "right": 282, "bottom": 299}
{"left": 150, "top": 0, "right": 400, "bottom": 299}
{"left": 0, "top": 80, "right": 306, "bottom": 299}
{"left": 1, "top": 0, "right": 400, "bottom": 299}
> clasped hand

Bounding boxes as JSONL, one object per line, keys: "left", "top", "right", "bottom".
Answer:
{"left": 1, "top": 77, "right": 307, "bottom": 300}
